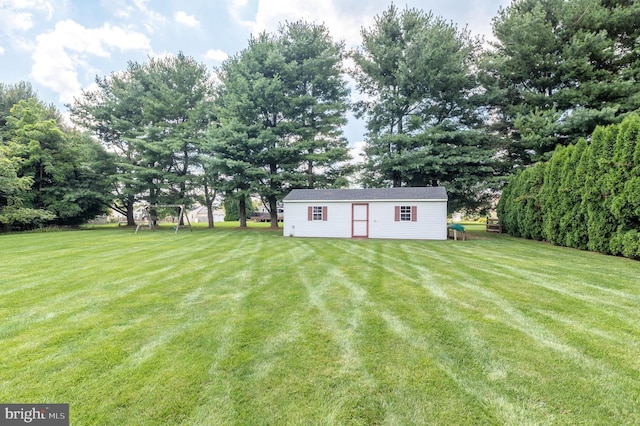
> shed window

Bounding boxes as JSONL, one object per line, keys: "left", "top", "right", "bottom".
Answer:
{"left": 395, "top": 205, "right": 417, "bottom": 222}
{"left": 308, "top": 206, "right": 328, "bottom": 221}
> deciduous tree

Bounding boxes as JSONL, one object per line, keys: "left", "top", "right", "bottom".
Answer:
{"left": 3, "top": 99, "right": 109, "bottom": 229}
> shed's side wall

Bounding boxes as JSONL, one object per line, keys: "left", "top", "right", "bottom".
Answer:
{"left": 283, "top": 200, "right": 447, "bottom": 240}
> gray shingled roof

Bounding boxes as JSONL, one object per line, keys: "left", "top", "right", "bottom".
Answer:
{"left": 284, "top": 187, "right": 447, "bottom": 201}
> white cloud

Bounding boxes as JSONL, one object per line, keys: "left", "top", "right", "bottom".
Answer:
{"left": 101, "top": 0, "right": 135, "bottom": 19}
{"left": 30, "top": 20, "right": 151, "bottom": 103}
{"left": 175, "top": 11, "right": 200, "bottom": 28}
{"left": 1, "top": 11, "right": 34, "bottom": 31}
{"left": 204, "top": 49, "right": 228, "bottom": 62}
{"left": 230, "top": 0, "right": 373, "bottom": 47}
{"left": 0, "top": 0, "right": 55, "bottom": 34}
{"left": 132, "top": 0, "right": 167, "bottom": 33}
{"left": 0, "top": 46, "right": 5, "bottom": 55}
{"left": 227, "top": 0, "right": 254, "bottom": 29}
{"left": 2, "top": 0, "right": 54, "bottom": 17}
{"left": 230, "top": 0, "right": 508, "bottom": 49}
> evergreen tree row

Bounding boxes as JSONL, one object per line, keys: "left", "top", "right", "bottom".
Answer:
{"left": 4, "top": 1, "right": 640, "bottom": 231}
{"left": 497, "top": 115, "right": 640, "bottom": 259}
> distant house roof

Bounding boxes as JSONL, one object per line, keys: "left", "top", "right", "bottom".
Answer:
{"left": 284, "top": 187, "right": 448, "bottom": 202}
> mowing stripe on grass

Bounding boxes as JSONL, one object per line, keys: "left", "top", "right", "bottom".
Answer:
{"left": 2, "top": 228, "right": 640, "bottom": 424}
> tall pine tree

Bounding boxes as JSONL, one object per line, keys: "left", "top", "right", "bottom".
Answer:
{"left": 483, "top": 0, "right": 640, "bottom": 166}
{"left": 210, "top": 21, "right": 351, "bottom": 227}
{"left": 71, "top": 53, "right": 217, "bottom": 224}
{"left": 351, "top": 4, "right": 496, "bottom": 212}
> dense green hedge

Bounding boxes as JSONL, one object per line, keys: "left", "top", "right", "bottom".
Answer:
{"left": 497, "top": 115, "right": 640, "bottom": 259}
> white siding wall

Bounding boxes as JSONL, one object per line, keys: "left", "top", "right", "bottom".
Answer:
{"left": 368, "top": 201, "right": 447, "bottom": 240}
{"left": 283, "top": 202, "right": 352, "bottom": 238}
{"left": 284, "top": 200, "right": 447, "bottom": 240}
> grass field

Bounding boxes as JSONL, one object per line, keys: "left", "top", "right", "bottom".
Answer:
{"left": 1, "top": 224, "right": 639, "bottom": 425}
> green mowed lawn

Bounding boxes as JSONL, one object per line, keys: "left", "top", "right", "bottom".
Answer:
{"left": 1, "top": 225, "right": 640, "bottom": 425}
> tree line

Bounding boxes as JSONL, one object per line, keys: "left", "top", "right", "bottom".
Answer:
{"left": 0, "top": 83, "right": 112, "bottom": 231}
{"left": 497, "top": 114, "right": 640, "bottom": 260}
{"left": 2, "top": 0, "right": 639, "bottom": 231}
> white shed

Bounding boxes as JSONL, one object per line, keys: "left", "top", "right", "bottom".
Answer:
{"left": 283, "top": 187, "right": 448, "bottom": 240}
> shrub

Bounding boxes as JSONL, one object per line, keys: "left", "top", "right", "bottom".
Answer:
{"left": 498, "top": 114, "right": 640, "bottom": 259}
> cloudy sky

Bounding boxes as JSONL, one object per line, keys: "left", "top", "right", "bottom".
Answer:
{"left": 0, "top": 0, "right": 510, "bottom": 145}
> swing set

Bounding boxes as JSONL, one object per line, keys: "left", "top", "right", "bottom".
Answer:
{"left": 135, "top": 204, "right": 192, "bottom": 234}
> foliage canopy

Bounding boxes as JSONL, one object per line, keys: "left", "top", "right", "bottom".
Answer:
{"left": 498, "top": 114, "right": 640, "bottom": 259}
{"left": 351, "top": 4, "right": 498, "bottom": 213}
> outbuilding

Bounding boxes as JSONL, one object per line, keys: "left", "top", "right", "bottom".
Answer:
{"left": 283, "top": 187, "right": 448, "bottom": 240}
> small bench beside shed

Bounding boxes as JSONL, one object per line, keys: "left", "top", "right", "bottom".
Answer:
{"left": 486, "top": 218, "right": 503, "bottom": 233}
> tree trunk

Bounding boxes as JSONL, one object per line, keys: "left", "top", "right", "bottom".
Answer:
{"left": 204, "top": 180, "right": 215, "bottom": 229}
{"left": 126, "top": 196, "right": 136, "bottom": 226}
{"left": 207, "top": 207, "right": 214, "bottom": 228}
{"left": 268, "top": 161, "right": 279, "bottom": 228}
{"left": 268, "top": 196, "right": 279, "bottom": 228}
{"left": 239, "top": 196, "right": 247, "bottom": 228}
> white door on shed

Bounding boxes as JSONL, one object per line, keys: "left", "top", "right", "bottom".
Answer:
{"left": 351, "top": 203, "right": 369, "bottom": 238}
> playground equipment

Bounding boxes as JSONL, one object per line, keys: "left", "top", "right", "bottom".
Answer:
{"left": 135, "top": 204, "right": 192, "bottom": 234}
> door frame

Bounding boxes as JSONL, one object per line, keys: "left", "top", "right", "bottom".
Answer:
{"left": 351, "top": 203, "right": 369, "bottom": 238}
